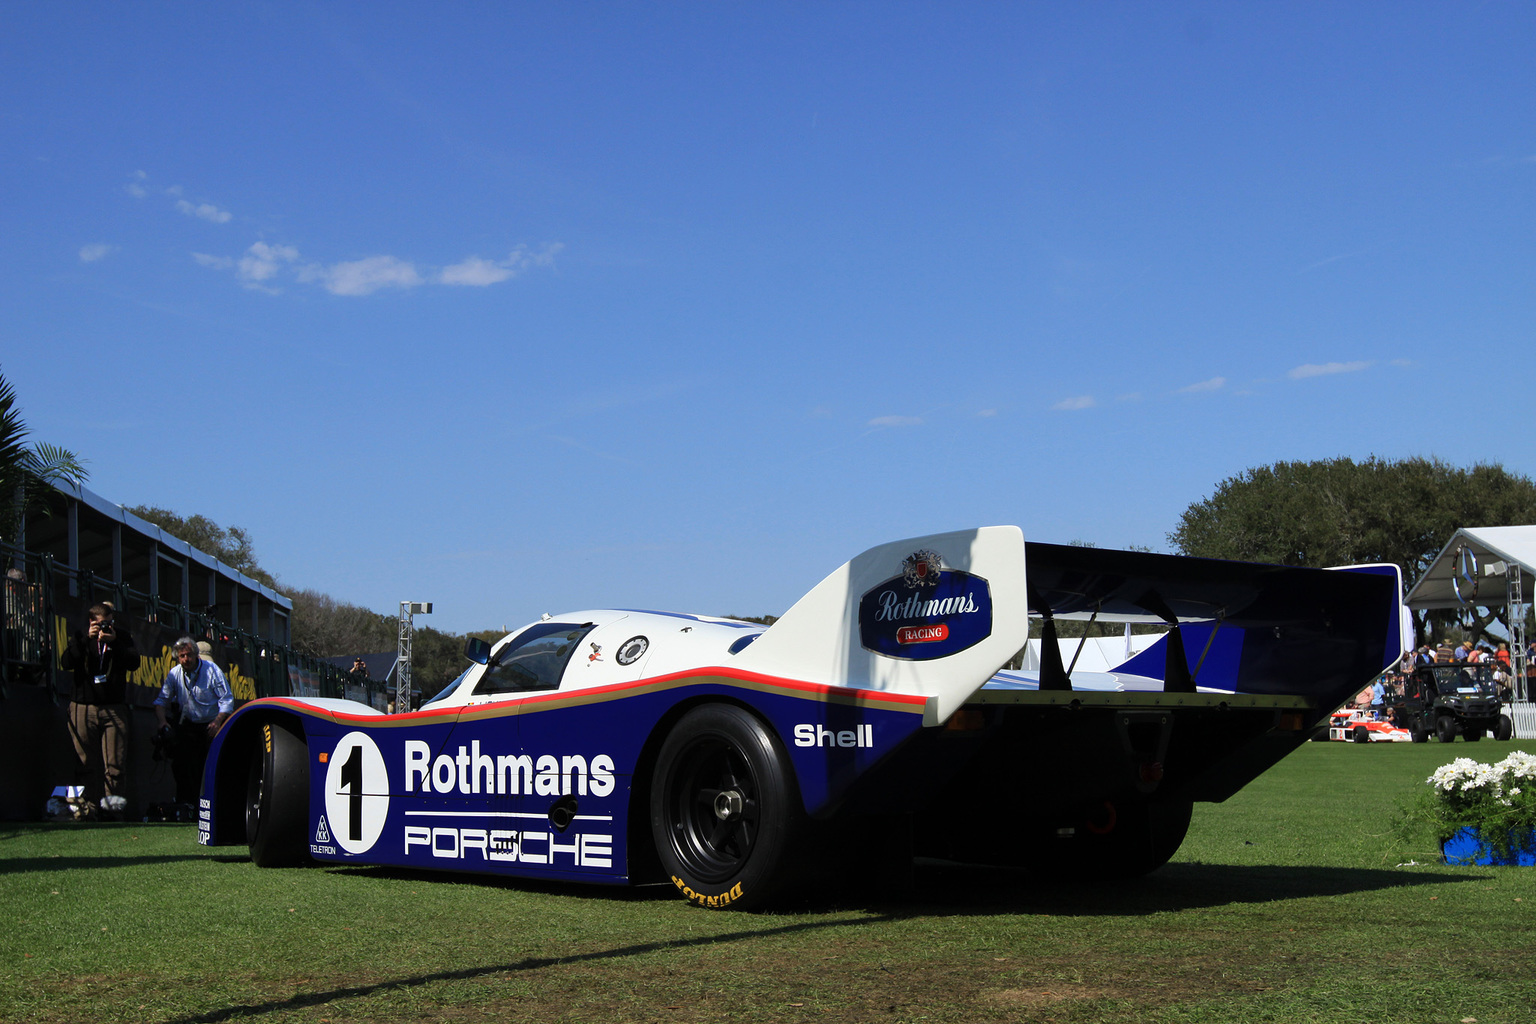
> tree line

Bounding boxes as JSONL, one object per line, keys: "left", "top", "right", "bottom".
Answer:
{"left": 98, "top": 456, "right": 1536, "bottom": 672}
{"left": 6, "top": 369, "right": 1535, "bottom": 677}
{"left": 1168, "top": 456, "right": 1536, "bottom": 646}
{"left": 124, "top": 506, "right": 481, "bottom": 698}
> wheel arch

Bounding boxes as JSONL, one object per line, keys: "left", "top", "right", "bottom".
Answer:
{"left": 210, "top": 708, "right": 311, "bottom": 845}
{"left": 625, "top": 693, "right": 793, "bottom": 884}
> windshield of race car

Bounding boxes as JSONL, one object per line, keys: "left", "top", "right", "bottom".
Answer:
{"left": 473, "top": 622, "right": 595, "bottom": 695}
{"left": 422, "top": 666, "right": 473, "bottom": 708}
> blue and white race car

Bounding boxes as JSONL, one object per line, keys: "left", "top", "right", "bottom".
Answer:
{"left": 199, "top": 527, "right": 1401, "bottom": 909}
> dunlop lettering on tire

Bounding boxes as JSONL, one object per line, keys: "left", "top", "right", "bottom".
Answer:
{"left": 651, "top": 704, "right": 804, "bottom": 910}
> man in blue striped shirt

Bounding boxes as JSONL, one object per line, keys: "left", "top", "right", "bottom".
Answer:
{"left": 154, "top": 636, "right": 235, "bottom": 809}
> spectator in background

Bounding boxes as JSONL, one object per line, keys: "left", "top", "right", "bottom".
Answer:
{"left": 154, "top": 636, "right": 234, "bottom": 815}
{"left": 349, "top": 656, "right": 371, "bottom": 684}
{"left": 1436, "top": 637, "right": 1456, "bottom": 663}
{"left": 4, "top": 566, "right": 45, "bottom": 670}
{"left": 1370, "top": 677, "right": 1386, "bottom": 720}
{"left": 1493, "top": 664, "right": 1512, "bottom": 703}
{"left": 59, "top": 602, "right": 140, "bottom": 819}
{"left": 1415, "top": 645, "right": 1435, "bottom": 667}
{"left": 1454, "top": 640, "right": 1473, "bottom": 662}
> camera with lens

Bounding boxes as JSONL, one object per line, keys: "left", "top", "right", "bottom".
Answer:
{"left": 151, "top": 724, "right": 176, "bottom": 762}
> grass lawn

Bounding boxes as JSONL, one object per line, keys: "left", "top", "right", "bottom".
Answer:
{"left": 3, "top": 739, "right": 1534, "bottom": 1024}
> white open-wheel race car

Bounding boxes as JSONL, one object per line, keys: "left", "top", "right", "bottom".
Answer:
{"left": 1326, "top": 707, "right": 1415, "bottom": 743}
{"left": 200, "top": 527, "right": 1402, "bottom": 909}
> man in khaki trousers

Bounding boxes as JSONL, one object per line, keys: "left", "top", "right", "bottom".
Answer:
{"left": 60, "top": 603, "right": 140, "bottom": 818}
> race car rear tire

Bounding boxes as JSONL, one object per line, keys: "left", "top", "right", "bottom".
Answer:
{"left": 1495, "top": 715, "right": 1514, "bottom": 741}
{"left": 1022, "top": 798, "right": 1194, "bottom": 880}
{"left": 650, "top": 704, "right": 802, "bottom": 910}
{"left": 246, "top": 719, "right": 311, "bottom": 867}
{"left": 1436, "top": 716, "right": 1459, "bottom": 743}
{"left": 1095, "top": 798, "right": 1193, "bottom": 879}
{"left": 1351, "top": 725, "right": 1370, "bottom": 743}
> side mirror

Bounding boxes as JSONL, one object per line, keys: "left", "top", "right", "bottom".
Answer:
{"left": 465, "top": 636, "right": 492, "bottom": 665}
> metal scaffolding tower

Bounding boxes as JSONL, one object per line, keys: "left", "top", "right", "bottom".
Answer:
{"left": 397, "top": 601, "right": 431, "bottom": 713}
{"left": 1510, "top": 569, "right": 1529, "bottom": 703}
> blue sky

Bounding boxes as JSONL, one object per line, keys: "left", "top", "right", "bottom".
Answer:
{"left": 3, "top": 3, "right": 1533, "bottom": 634}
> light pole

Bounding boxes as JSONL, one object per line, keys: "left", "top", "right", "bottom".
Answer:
{"left": 397, "top": 601, "right": 431, "bottom": 713}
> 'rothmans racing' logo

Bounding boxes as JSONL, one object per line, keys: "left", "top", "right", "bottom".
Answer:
{"left": 858, "top": 550, "right": 993, "bottom": 660}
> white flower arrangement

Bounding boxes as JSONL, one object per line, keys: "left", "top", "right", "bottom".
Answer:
{"left": 1400, "top": 751, "right": 1536, "bottom": 863}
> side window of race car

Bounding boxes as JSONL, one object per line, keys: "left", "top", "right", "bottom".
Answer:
{"left": 474, "top": 622, "right": 595, "bottom": 695}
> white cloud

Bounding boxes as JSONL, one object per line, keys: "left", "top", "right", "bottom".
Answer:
{"left": 176, "top": 198, "right": 233, "bottom": 224}
{"left": 191, "top": 238, "right": 559, "bottom": 297}
{"left": 1298, "top": 251, "right": 1365, "bottom": 274}
{"left": 238, "top": 242, "right": 300, "bottom": 285}
{"left": 124, "top": 171, "right": 148, "bottom": 198}
{"left": 867, "top": 415, "right": 923, "bottom": 427}
{"left": 976, "top": 408, "right": 997, "bottom": 418}
{"left": 79, "top": 243, "right": 115, "bottom": 263}
{"left": 1052, "top": 396, "right": 1095, "bottom": 411}
{"left": 1176, "top": 377, "right": 1226, "bottom": 394}
{"left": 439, "top": 243, "right": 563, "bottom": 286}
{"left": 439, "top": 256, "right": 515, "bottom": 287}
{"left": 301, "top": 255, "right": 424, "bottom": 296}
{"left": 1288, "top": 361, "right": 1371, "bottom": 380}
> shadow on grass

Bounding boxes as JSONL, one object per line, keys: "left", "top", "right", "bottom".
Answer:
{"left": 144, "top": 860, "right": 1481, "bottom": 1023}
{"left": 0, "top": 823, "right": 225, "bottom": 874}
{"left": 157, "top": 913, "right": 892, "bottom": 1024}
{"left": 0, "top": 853, "right": 228, "bottom": 874}
{"left": 323, "top": 855, "right": 1475, "bottom": 918}
{"left": 881, "top": 859, "right": 1478, "bottom": 917}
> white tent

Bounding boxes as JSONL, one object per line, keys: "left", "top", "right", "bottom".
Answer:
{"left": 1405, "top": 525, "right": 1535, "bottom": 732}
{"left": 1404, "top": 525, "right": 1536, "bottom": 611}
{"left": 1016, "top": 628, "right": 1164, "bottom": 674}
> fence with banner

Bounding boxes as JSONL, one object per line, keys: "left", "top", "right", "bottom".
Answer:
{"left": 1, "top": 539, "right": 390, "bottom": 820}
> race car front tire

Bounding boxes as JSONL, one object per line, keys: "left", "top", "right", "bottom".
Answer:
{"left": 650, "top": 704, "right": 803, "bottom": 910}
{"left": 245, "top": 718, "right": 311, "bottom": 867}
{"left": 1351, "top": 725, "right": 1370, "bottom": 743}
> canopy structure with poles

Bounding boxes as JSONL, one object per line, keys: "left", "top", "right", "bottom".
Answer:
{"left": 1405, "top": 525, "right": 1535, "bottom": 705}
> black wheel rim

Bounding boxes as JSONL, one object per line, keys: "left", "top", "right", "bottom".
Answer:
{"left": 246, "top": 755, "right": 264, "bottom": 839}
{"left": 664, "top": 734, "right": 761, "bottom": 883}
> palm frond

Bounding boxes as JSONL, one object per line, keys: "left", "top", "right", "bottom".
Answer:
{"left": 21, "top": 443, "right": 89, "bottom": 487}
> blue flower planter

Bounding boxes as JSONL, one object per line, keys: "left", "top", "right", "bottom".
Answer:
{"left": 1441, "top": 827, "right": 1536, "bottom": 866}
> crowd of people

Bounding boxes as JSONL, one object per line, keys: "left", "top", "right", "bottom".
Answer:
{"left": 1359, "top": 636, "right": 1531, "bottom": 721}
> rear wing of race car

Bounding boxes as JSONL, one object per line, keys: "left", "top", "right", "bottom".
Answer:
{"left": 734, "top": 527, "right": 1402, "bottom": 727}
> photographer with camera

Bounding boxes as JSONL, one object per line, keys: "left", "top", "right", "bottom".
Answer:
{"left": 60, "top": 602, "right": 140, "bottom": 819}
{"left": 154, "top": 636, "right": 234, "bottom": 816}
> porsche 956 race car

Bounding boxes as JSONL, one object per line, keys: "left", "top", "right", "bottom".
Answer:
{"left": 197, "top": 527, "right": 1402, "bottom": 909}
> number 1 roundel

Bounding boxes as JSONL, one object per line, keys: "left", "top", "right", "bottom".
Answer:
{"left": 324, "top": 732, "right": 390, "bottom": 854}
